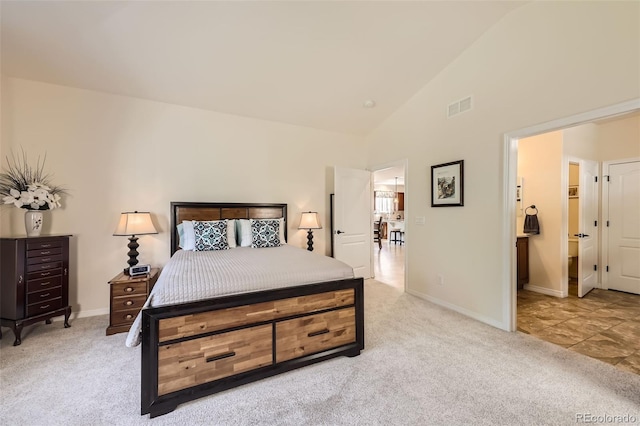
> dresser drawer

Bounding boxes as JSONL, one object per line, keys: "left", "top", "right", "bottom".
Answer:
{"left": 27, "top": 286, "right": 62, "bottom": 305}
{"left": 27, "top": 275, "right": 62, "bottom": 292}
{"left": 275, "top": 307, "right": 356, "bottom": 363}
{"left": 27, "top": 240, "right": 62, "bottom": 251}
{"left": 112, "top": 294, "right": 147, "bottom": 312}
{"left": 110, "top": 307, "right": 142, "bottom": 326}
{"left": 158, "top": 324, "right": 273, "bottom": 396}
{"left": 27, "top": 297, "right": 63, "bottom": 317}
{"left": 112, "top": 281, "right": 147, "bottom": 297}
{"left": 27, "top": 261, "right": 62, "bottom": 273}
{"left": 27, "top": 247, "right": 62, "bottom": 258}
{"left": 28, "top": 268, "right": 62, "bottom": 281}
{"left": 27, "top": 254, "right": 63, "bottom": 265}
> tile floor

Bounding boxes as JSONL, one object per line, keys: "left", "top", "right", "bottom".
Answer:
{"left": 373, "top": 238, "right": 404, "bottom": 289}
{"left": 518, "top": 282, "right": 640, "bottom": 375}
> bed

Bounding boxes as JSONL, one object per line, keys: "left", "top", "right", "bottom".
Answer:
{"left": 138, "top": 202, "right": 365, "bottom": 418}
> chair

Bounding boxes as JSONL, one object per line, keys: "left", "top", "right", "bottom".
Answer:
{"left": 373, "top": 218, "right": 382, "bottom": 249}
{"left": 388, "top": 220, "right": 404, "bottom": 245}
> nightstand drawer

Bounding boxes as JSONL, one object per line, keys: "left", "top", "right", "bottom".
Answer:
{"left": 112, "top": 281, "right": 147, "bottom": 297}
{"left": 112, "top": 294, "right": 147, "bottom": 312}
{"left": 27, "top": 247, "right": 62, "bottom": 258}
{"left": 27, "top": 275, "right": 62, "bottom": 292}
{"left": 275, "top": 307, "right": 356, "bottom": 363}
{"left": 27, "top": 286, "right": 62, "bottom": 305}
{"left": 158, "top": 324, "right": 273, "bottom": 396}
{"left": 111, "top": 308, "right": 142, "bottom": 326}
{"left": 27, "top": 297, "right": 63, "bottom": 317}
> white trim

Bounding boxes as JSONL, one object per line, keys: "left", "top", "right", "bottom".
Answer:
{"left": 407, "top": 288, "right": 508, "bottom": 331}
{"left": 523, "top": 284, "right": 566, "bottom": 298}
{"left": 601, "top": 157, "right": 640, "bottom": 291}
{"left": 504, "top": 99, "right": 640, "bottom": 332}
{"left": 370, "top": 159, "right": 409, "bottom": 292}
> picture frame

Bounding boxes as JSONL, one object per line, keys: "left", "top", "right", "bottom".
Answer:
{"left": 568, "top": 185, "right": 578, "bottom": 198}
{"left": 431, "top": 160, "right": 464, "bottom": 207}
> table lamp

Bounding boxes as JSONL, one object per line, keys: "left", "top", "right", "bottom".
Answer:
{"left": 113, "top": 211, "right": 158, "bottom": 274}
{"left": 298, "top": 211, "right": 322, "bottom": 251}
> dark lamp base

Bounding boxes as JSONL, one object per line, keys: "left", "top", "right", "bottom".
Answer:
{"left": 306, "top": 229, "right": 314, "bottom": 251}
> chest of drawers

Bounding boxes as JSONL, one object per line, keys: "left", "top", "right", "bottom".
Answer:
{"left": 0, "top": 235, "right": 72, "bottom": 346}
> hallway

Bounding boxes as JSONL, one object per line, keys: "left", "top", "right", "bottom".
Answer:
{"left": 517, "top": 285, "right": 640, "bottom": 375}
{"left": 373, "top": 239, "right": 404, "bottom": 289}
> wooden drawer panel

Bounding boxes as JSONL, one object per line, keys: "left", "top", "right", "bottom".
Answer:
{"left": 26, "top": 240, "right": 62, "bottom": 251}
{"left": 27, "top": 275, "right": 62, "bottom": 292}
{"left": 28, "top": 268, "right": 62, "bottom": 281}
{"left": 27, "top": 261, "right": 62, "bottom": 273}
{"left": 27, "top": 286, "right": 62, "bottom": 305}
{"left": 158, "top": 324, "right": 272, "bottom": 396}
{"left": 27, "top": 254, "right": 63, "bottom": 265}
{"left": 111, "top": 307, "right": 142, "bottom": 326}
{"left": 112, "top": 281, "right": 147, "bottom": 297}
{"left": 27, "top": 247, "right": 62, "bottom": 258}
{"left": 275, "top": 307, "right": 356, "bottom": 363}
{"left": 27, "top": 297, "right": 63, "bottom": 317}
{"left": 112, "top": 294, "right": 147, "bottom": 312}
{"left": 159, "top": 289, "right": 354, "bottom": 342}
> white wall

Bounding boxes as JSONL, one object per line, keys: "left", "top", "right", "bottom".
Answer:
{"left": 365, "top": 1, "right": 639, "bottom": 328}
{"left": 0, "top": 77, "right": 366, "bottom": 316}
{"left": 596, "top": 114, "right": 640, "bottom": 161}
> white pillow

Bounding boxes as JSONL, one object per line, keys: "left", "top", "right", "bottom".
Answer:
{"left": 237, "top": 218, "right": 286, "bottom": 247}
{"left": 180, "top": 219, "right": 236, "bottom": 250}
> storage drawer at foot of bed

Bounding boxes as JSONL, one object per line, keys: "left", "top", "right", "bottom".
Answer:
{"left": 157, "top": 324, "right": 273, "bottom": 396}
{"left": 275, "top": 307, "right": 356, "bottom": 363}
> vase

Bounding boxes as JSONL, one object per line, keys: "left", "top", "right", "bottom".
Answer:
{"left": 25, "top": 210, "right": 44, "bottom": 237}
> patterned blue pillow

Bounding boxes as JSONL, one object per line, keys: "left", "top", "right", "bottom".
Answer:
{"left": 250, "top": 219, "right": 281, "bottom": 248}
{"left": 193, "top": 220, "right": 229, "bottom": 251}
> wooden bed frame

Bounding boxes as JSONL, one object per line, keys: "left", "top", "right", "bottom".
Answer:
{"left": 140, "top": 202, "right": 365, "bottom": 418}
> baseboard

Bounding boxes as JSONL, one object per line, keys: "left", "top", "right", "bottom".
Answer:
{"left": 406, "top": 288, "right": 509, "bottom": 331}
{"left": 523, "top": 284, "right": 565, "bottom": 298}
{"left": 70, "top": 307, "right": 109, "bottom": 319}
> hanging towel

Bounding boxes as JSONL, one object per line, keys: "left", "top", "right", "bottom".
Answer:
{"left": 524, "top": 206, "right": 540, "bottom": 234}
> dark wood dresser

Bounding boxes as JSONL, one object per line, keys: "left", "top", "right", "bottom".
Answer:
{"left": 0, "top": 235, "right": 72, "bottom": 346}
{"left": 516, "top": 236, "right": 529, "bottom": 289}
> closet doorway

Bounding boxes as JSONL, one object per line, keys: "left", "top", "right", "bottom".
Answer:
{"left": 371, "top": 160, "right": 407, "bottom": 290}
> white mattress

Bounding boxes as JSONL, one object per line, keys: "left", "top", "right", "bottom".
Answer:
{"left": 125, "top": 245, "right": 354, "bottom": 347}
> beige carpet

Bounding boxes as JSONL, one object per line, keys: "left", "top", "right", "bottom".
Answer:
{"left": 1, "top": 279, "right": 639, "bottom": 425}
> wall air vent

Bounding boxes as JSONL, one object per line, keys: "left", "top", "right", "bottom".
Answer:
{"left": 447, "top": 95, "right": 473, "bottom": 118}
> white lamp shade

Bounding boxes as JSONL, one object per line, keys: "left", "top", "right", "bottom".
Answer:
{"left": 298, "top": 212, "right": 322, "bottom": 230}
{"left": 113, "top": 211, "right": 158, "bottom": 236}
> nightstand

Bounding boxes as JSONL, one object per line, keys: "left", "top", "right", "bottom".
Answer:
{"left": 106, "top": 268, "right": 159, "bottom": 336}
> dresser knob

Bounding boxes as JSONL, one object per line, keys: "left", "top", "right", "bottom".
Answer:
{"left": 125, "top": 300, "right": 133, "bottom": 306}
{"left": 125, "top": 314, "right": 133, "bottom": 320}
{"left": 125, "top": 287, "right": 134, "bottom": 293}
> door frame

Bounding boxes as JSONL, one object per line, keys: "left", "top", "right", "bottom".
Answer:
{"left": 371, "top": 158, "right": 409, "bottom": 291}
{"left": 503, "top": 99, "right": 640, "bottom": 332}
{"left": 601, "top": 157, "right": 640, "bottom": 291}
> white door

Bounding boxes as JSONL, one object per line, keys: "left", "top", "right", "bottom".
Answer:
{"left": 607, "top": 161, "right": 640, "bottom": 295}
{"left": 334, "top": 167, "right": 372, "bottom": 278}
{"left": 577, "top": 159, "right": 599, "bottom": 297}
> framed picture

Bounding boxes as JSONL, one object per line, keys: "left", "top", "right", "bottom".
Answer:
{"left": 431, "top": 160, "right": 464, "bottom": 207}
{"left": 568, "top": 185, "right": 578, "bottom": 198}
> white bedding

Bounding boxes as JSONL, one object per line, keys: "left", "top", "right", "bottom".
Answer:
{"left": 125, "top": 245, "right": 354, "bottom": 347}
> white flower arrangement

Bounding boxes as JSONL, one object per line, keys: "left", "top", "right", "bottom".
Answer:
{"left": 0, "top": 150, "right": 66, "bottom": 211}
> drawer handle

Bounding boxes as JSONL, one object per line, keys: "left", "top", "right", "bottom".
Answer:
{"left": 40, "top": 305, "right": 50, "bottom": 310}
{"left": 40, "top": 281, "right": 51, "bottom": 286}
{"left": 40, "top": 251, "right": 51, "bottom": 255}
{"left": 41, "top": 272, "right": 51, "bottom": 276}
{"left": 40, "top": 293, "right": 50, "bottom": 298}
{"left": 206, "top": 352, "right": 236, "bottom": 363}
{"left": 41, "top": 258, "right": 51, "bottom": 262}
{"left": 40, "top": 244, "right": 52, "bottom": 248}
{"left": 125, "top": 300, "right": 134, "bottom": 306}
{"left": 308, "top": 329, "right": 330, "bottom": 338}
{"left": 124, "top": 287, "right": 134, "bottom": 293}
{"left": 125, "top": 314, "right": 133, "bottom": 320}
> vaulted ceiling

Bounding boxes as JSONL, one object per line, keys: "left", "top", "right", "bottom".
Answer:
{"left": 1, "top": 1, "right": 524, "bottom": 135}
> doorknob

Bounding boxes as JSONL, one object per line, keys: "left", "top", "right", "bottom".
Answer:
{"left": 573, "top": 233, "right": 590, "bottom": 238}
{"left": 336, "top": 230, "right": 345, "bottom": 234}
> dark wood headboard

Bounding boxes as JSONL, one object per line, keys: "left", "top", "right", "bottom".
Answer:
{"left": 170, "top": 202, "right": 288, "bottom": 255}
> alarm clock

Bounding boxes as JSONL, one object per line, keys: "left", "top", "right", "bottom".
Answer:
{"left": 129, "top": 264, "right": 151, "bottom": 277}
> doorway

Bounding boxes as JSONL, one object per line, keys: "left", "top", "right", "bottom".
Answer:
{"left": 372, "top": 160, "right": 407, "bottom": 290}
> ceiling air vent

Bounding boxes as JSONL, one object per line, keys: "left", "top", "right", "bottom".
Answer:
{"left": 447, "top": 95, "right": 473, "bottom": 118}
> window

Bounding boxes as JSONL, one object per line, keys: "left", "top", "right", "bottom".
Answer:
{"left": 375, "top": 191, "right": 395, "bottom": 213}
